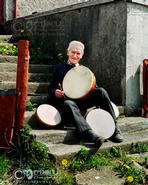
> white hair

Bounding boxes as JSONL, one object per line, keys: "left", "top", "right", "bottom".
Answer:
{"left": 67, "top": 40, "right": 85, "bottom": 53}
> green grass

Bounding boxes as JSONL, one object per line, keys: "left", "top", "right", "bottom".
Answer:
{"left": 0, "top": 155, "right": 9, "bottom": 180}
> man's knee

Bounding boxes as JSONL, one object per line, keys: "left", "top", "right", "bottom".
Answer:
{"left": 64, "top": 100, "right": 76, "bottom": 107}
{"left": 97, "top": 87, "right": 108, "bottom": 97}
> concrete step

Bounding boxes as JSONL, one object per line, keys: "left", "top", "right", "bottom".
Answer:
{"left": 0, "top": 63, "right": 54, "bottom": 73}
{"left": 30, "top": 116, "right": 148, "bottom": 144}
{"left": 0, "top": 42, "right": 17, "bottom": 47}
{"left": 27, "top": 94, "right": 48, "bottom": 105}
{"left": 0, "top": 35, "right": 12, "bottom": 43}
{"left": 0, "top": 81, "right": 49, "bottom": 93}
{"left": 45, "top": 129, "right": 148, "bottom": 161}
{"left": 0, "top": 72, "right": 51, "bottom": 82}
{"left": 29, "top": 117, "right": 148, "bottom": 160}
{"left": 0, "top": 55, "right": 17, "bottom": 63}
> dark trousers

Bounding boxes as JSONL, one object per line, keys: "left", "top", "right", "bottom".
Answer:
{"left": 63, "top": 87, "right": 117, "bottom": 134}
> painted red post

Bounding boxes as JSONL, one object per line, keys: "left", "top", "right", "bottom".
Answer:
{"left": 13, "top": 0, "right": 18, "bottom": 18}
{"left": 0, "top": 0, "right": 4, "bottom": 25}
{"left": 13, "top": 40, "right": 29, "bottom": 139}
{"left": 143, "top": 59, "right": 148, "bottom": 118}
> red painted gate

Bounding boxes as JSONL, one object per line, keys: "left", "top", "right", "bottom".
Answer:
{"left": 0, "top": 0, "right": 3, "bottom": 25}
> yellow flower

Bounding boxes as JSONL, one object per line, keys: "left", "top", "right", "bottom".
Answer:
{"left": 61, "top": 159, "right": 68, "bottom": 167}
{"left": 127, "top": 176, "right": 134, "bottom": 183}
{"left": 13, "top": 45, "right": 16, "bottom": 49}
{"left": 123, "top": 164, "right": 130, "bottom": 169}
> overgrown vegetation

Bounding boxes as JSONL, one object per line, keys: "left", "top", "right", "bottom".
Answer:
{"left": 0, "top": 124, "right": 76, "bottom": 185}
{"left": 11, "top": 30, "right": 66, "bottom": 64}
{"left": 67, "top": 146, "right": 148, "bottom": 185}
{"left": 26, "top": 100, "right": 37, "bottom": 111}
{"left": 0, "top": 124, "right": 147, "bottom": 185}
{"left": 0, "top": 155, "right": 9, "bottom": 182}
{"left": 0, "top": 43, "right": 18, "bottom": 56}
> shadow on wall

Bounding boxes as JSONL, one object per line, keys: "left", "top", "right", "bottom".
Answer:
{"left": 125, "top": 65, "right": 143, "bottom": 116}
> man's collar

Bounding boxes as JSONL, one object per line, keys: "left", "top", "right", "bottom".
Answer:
{"left": 67, "top": 60, "right": 79, "bottom": 67}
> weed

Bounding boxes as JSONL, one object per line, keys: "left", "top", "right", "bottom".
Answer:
{"left": 26, "top": 100, "right": 37, "bottom": 111}
{"left": 0, "top": 155, "right": 9, "bottom": 180}
{"left": 55, "top": 169, "right": 76, "bottom": 185}
{"left": 69, "top": 147, "right": 112, "bottom": 172}
{"left": 131, "top": 143, "right": 148, "bottom": 153}
{"left": 0, "top": 44, "right": 18, "bottom": 56}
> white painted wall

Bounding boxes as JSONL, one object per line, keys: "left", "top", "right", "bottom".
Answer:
{"left": 126, "top": 3, "right": 148, "bottom": 113}
{"left": 17, "top": 0, "right": 89, "bottom": 18}
{"left": 3, "top": 0, "right": 13, "bottom": 21}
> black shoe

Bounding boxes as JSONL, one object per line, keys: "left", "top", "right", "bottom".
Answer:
{"left": 83, "top": 129, "right": 105, "bottom": 147}
{"left": 109, "top": 127, "right": 123, "bottom": 143}
{"left": 84, "top": 129, "right": 99, "bottom": 142}
{"left": 94, "top": 136, "right": 105, "bottom": 148}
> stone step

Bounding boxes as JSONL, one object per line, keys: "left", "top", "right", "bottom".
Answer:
{"left": 30, "top": 116, "right": 148, "bottom": 145}
{"left": 0, "top": 35, "right": 12, "bottom": 43}
{"left": 0, "top": 81, "right": 49, "bottom": 93}
{"left": 45, "top": 129, "right": 148, "bottom": 161}
{"left": 0, "top": 72, "right": 51, "bottom": 82}
{"left": 0, "top": 42, "right": 17, "bottom": 47}
{"left": 0, "top": 55, "right": 17, "bottom": 63}
{"left": 27, "top": 94, "right": 48, "bottom": 105}
{"left": 0, "top": 63, "right": 54, "bottom": 73}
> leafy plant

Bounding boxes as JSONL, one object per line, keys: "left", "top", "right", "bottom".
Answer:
{"left": 69, "top": 147, "right": 112, "bottom": 172}
{"left": 55, "top": 169, "right": 76, "bottom": 185}
{"left": 26, "top": 101, "right": 37, "bottom": 111}
{"left": 131, "top": 143, "right": 148, "bottom": 153}
{"left": 0, "top": 44, "right": 18, "bottom": 56}
{"left": 0, "top": 155, "right": 9, "bottom": 180}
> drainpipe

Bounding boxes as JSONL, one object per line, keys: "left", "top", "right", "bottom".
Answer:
{"left": 13, "top": 0, "right": 17, "bottom": 18}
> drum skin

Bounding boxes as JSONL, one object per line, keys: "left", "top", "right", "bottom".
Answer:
{"left": 36, "top": 104, "right": 61, "bottom": 128}
{"left": 62, "top": 66, "right": 96, "bottom": 99}
{"left": 85, "top": 108, "right": 115, "bottom": 139}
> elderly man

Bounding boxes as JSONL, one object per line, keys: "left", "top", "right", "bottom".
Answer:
{"left": 48, "top": 40, "right": 123, "bottom": 148}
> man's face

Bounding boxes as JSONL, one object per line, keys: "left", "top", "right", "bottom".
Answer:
{"left": 67, "top": 48, "right": 83, "bottom": 65}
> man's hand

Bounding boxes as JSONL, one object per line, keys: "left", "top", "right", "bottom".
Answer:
{"left": 55, "top": 89, "right": 64, "bottom": 98}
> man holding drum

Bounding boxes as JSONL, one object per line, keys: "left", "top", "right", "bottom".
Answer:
{"left": 48, "top": 40, "right": 123, "bottom": 148}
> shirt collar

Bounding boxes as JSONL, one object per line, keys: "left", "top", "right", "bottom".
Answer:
{"left": 67, "top": 60, "right": 79, "bottom": 67}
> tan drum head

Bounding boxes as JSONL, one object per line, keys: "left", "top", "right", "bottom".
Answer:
{"left": 86, "top": 108, "right": 115, "bottom": 139}
{"left": 36, "top": 104, "right": 61, "bottom": 128}
{"left": 62, "top": 66, "right": 96, "bottom": 99}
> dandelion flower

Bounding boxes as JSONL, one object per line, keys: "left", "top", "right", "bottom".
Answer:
{"left": 127, "top": 176, "right": 134, "bottom": 183}
{"left": 61, "top": 159, "right": 68, "bottom": 167}
{"left": 123, "top": 164, "right": 130, "bottom": 169}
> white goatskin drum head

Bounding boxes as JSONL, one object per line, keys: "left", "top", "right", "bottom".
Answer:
{"left": 62, "top": 66, "right": 95, "bottom": 99}
{"left": 36, "top": 104, "right": 61, "bottom": 127}
{"left": 86, "top": 109, "right": 115, "bottom": 139}
{"left": 111, "top": 102, "right": 119, "bottom": 118}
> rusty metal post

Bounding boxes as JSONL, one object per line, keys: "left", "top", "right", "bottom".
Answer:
{"left": 13, "top": 40, "right": 29, "bottom": 140}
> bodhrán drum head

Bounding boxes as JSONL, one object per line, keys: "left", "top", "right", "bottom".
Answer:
{"left": 86, "top": 108, "right": 115, "bottom": 139}
{"left": 36, "top": 104, "right": 61, "bottom": 127}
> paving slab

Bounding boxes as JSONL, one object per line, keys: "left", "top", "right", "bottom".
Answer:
{"left": 75, "top": 167, "right": 125, "bottom": 185}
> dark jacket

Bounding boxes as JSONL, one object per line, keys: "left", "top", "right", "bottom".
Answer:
{"left": 48, "top": 62, "right": 74, "bottom": 98}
